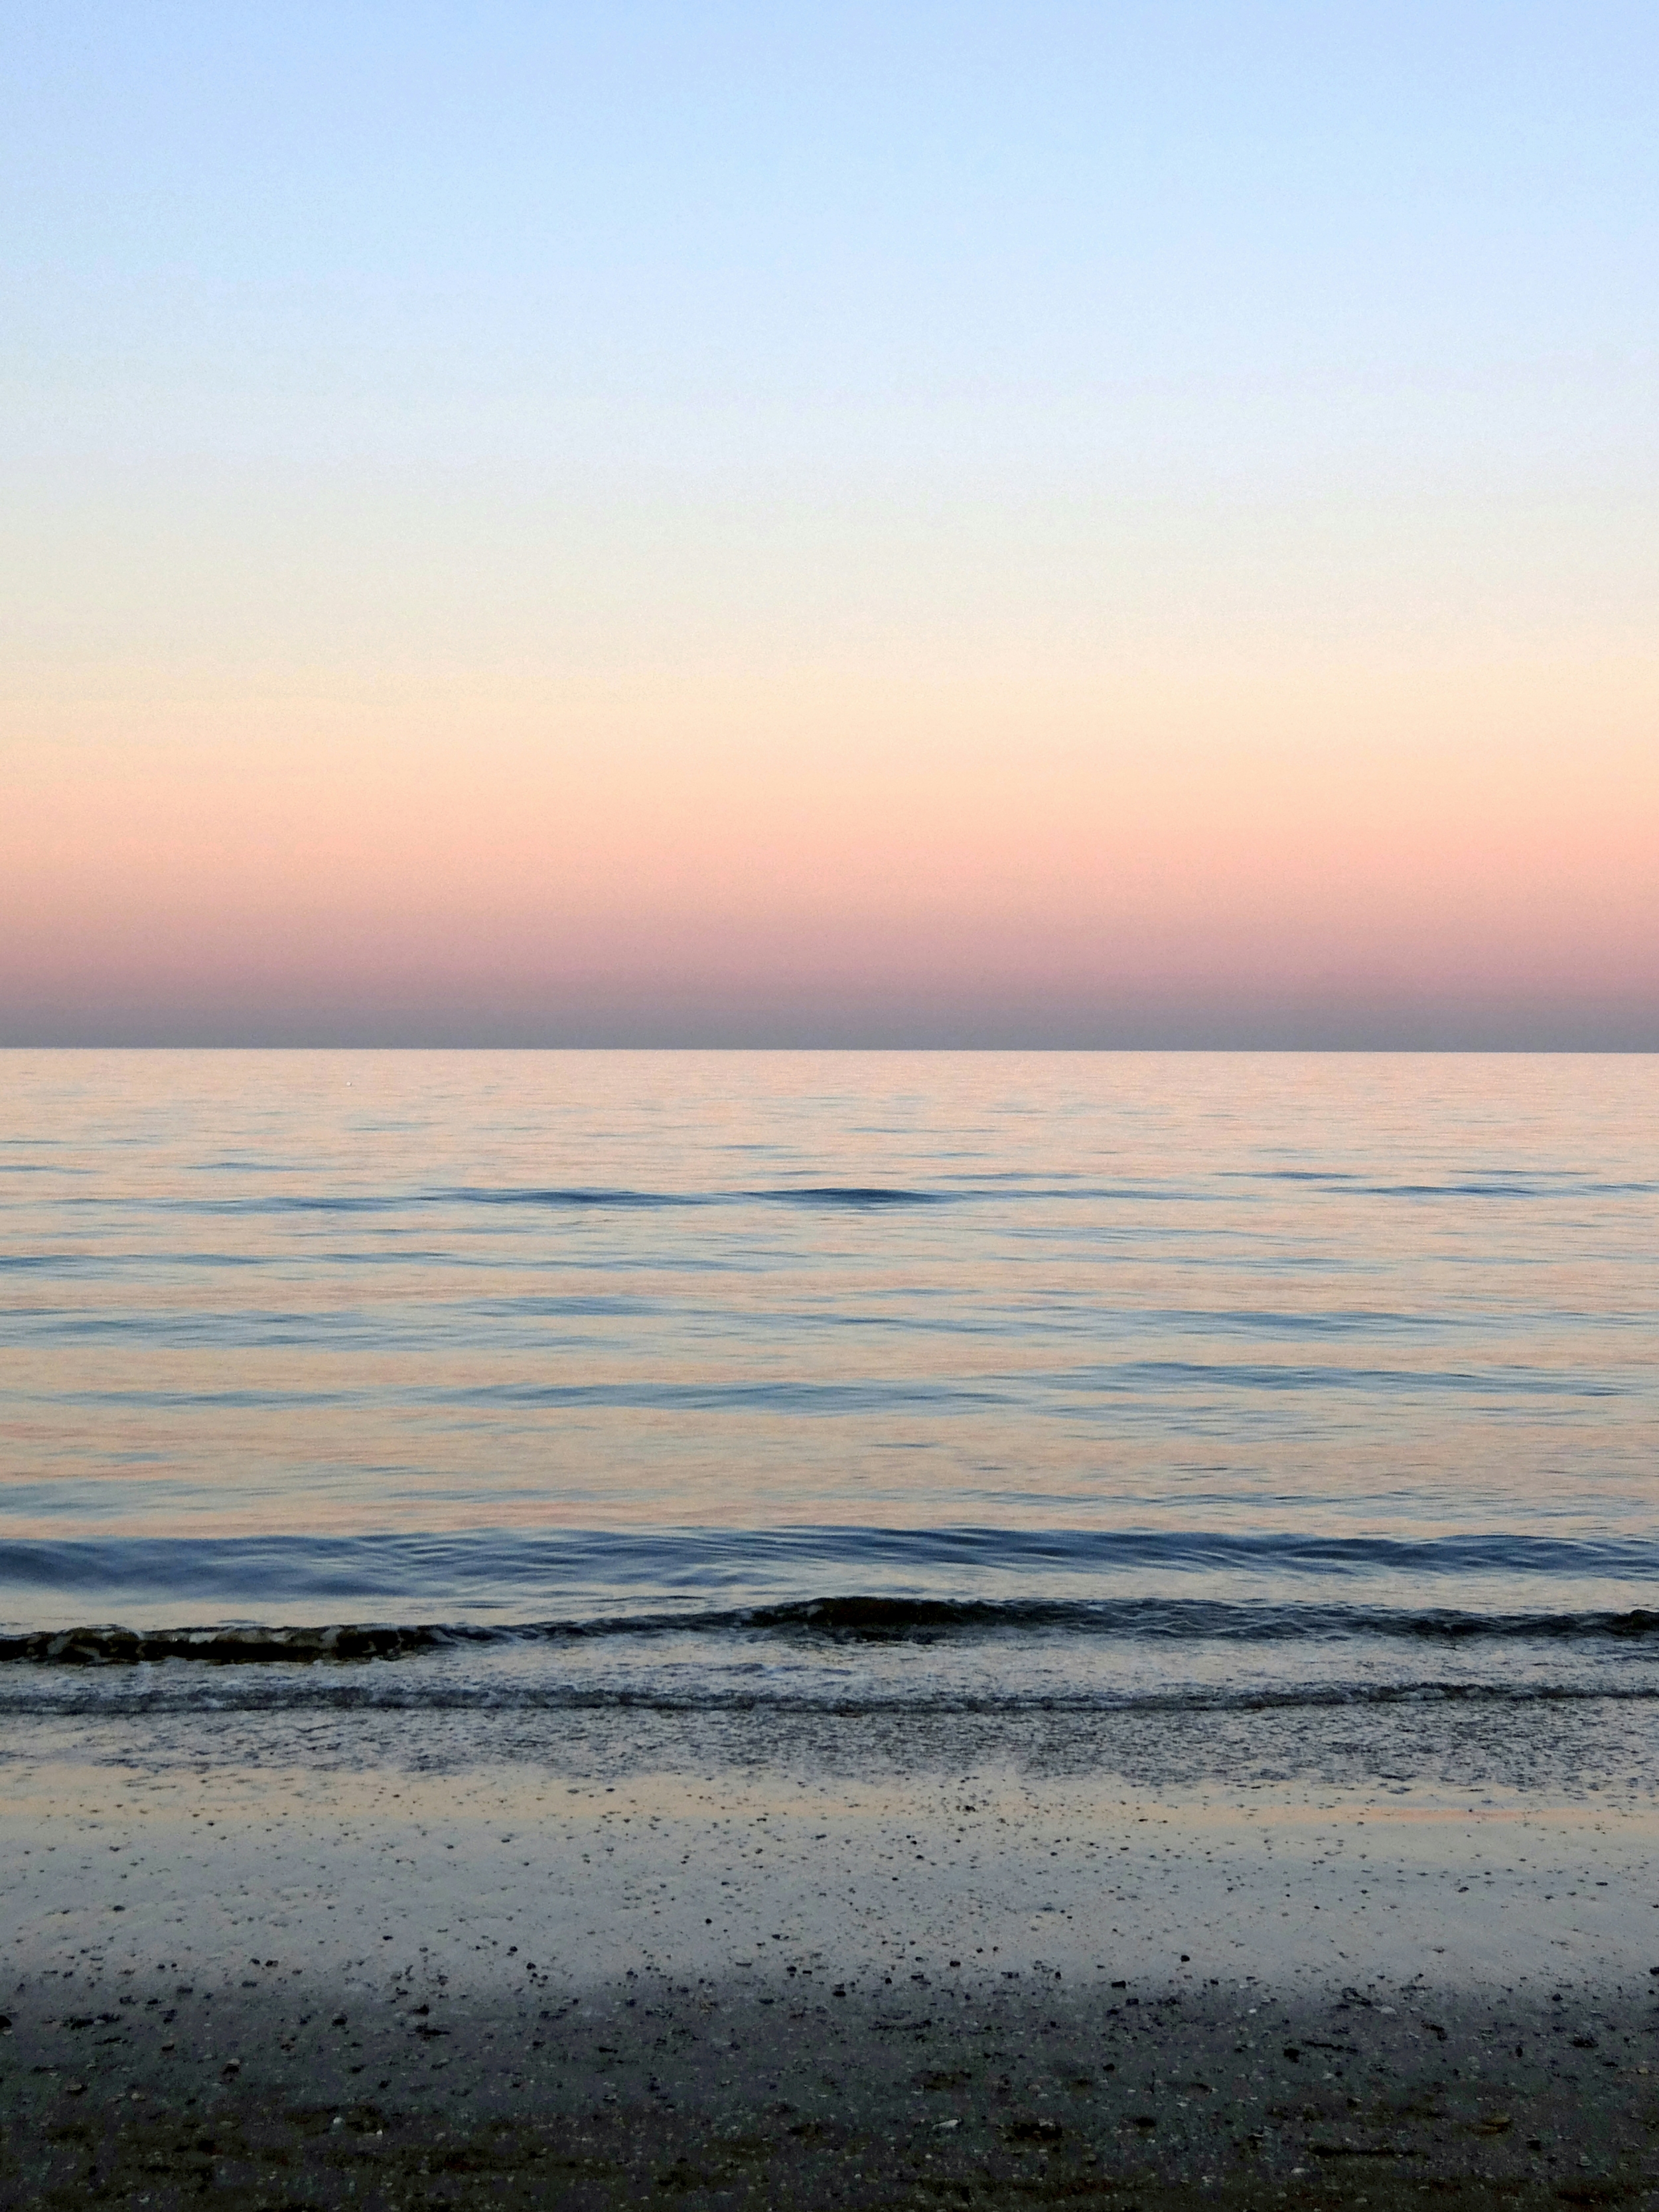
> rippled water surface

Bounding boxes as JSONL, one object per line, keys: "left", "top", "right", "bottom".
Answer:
{"left": 1, "top": 1051, "right": 1654, "bottom": 1710}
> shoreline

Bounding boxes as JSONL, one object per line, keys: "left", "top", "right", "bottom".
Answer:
{"left": 6, "top": 1695, "right": 1659, "bottom": 2203}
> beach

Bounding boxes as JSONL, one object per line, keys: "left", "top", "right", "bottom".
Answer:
{"left": 9, "top": 0, "right": 1659, "bottom": 2172}
{"left": 7, "top": 1690, "right": 1659, "bottom": 2206}
{"left": 5, "top": 1051, "right": 1658, "bottom": 2202}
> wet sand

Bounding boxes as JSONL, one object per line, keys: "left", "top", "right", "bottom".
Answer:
{"left": 8, "top": 1972, "right": 1659, "bottom": 2209}
{"left": 5, "top": 1696, "right": 1659, "bottom": 2204}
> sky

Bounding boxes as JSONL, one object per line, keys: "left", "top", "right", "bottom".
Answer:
{"left": 3, "top": 1, "right": 1656, "bottom": 1047}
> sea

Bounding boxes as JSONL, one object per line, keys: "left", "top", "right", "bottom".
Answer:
{"left": 2, "top": 1049, "right": 1656, "bottom": 1736}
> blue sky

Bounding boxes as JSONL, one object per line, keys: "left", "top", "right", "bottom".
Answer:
{"left": 4, "top": 4, "right": 1656, "bottom": 1044}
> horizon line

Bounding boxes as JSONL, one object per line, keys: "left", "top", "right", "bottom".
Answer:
{"left": 5, "top": 1040, "right": 1657, "bottom": 1056}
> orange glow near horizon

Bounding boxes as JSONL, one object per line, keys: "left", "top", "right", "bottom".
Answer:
{"left": 7, "top": 644, "right": 1656, "bottom": 1045}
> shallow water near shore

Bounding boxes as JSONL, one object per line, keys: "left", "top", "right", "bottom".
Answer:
{"left": 3, "top": 1050, "right": 1656, "bottom": 1733}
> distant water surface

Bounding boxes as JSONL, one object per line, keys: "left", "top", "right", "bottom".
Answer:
{"left": 1, "top": 1051, "right": 1654, "bottom": 1716}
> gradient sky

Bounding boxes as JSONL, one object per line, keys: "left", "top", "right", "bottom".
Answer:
{"left": 4, "top": 1, "right": 1656, "bottom": 1046}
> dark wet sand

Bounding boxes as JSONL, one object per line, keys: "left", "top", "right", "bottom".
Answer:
{"left": 6, "top": 1972, "right": 1659, "bottom": 2208}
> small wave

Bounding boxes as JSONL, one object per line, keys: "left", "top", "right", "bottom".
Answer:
{"left": 443, "top": 1185, "right": 701, "bottom": 1210}
{"left": 5, "top": 1524, "right": 1657, "bottom": 1616}
{"left": 732, "top": 1595, "right": 1659, "bottom": 1646}
{"left": 753, "top": 1187, "right": 944, "bottom": 1208}
{"left": 1232, "top": 1169, "right": 1658, "bottom": 1199}
{"left": 0, "top": 1623, "right": 463, "bottom": 1664}
{"left": 8, "top": 1597, "right": 1659, "bottom": 1666}
{"left": 9, "top": 1522, "right": 1659, "bottom": 1592}
{"left": 1057, "top": 1359, "right": 1619, "bottom": 1398}
{"left": 132, "top": 1181, "right": 953, "bottom": 1217}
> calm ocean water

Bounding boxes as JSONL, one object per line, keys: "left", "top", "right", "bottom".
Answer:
{"left": 2, "top": 1050, "right": 1656, "bottom": 1720}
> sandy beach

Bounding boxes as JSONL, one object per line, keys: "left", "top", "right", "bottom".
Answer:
{"left": 6, "top": 1692, "right": 1659, "bottom": 2205}
{"left": 9, "top": 0, "right": 1659, "bottom": 2172}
